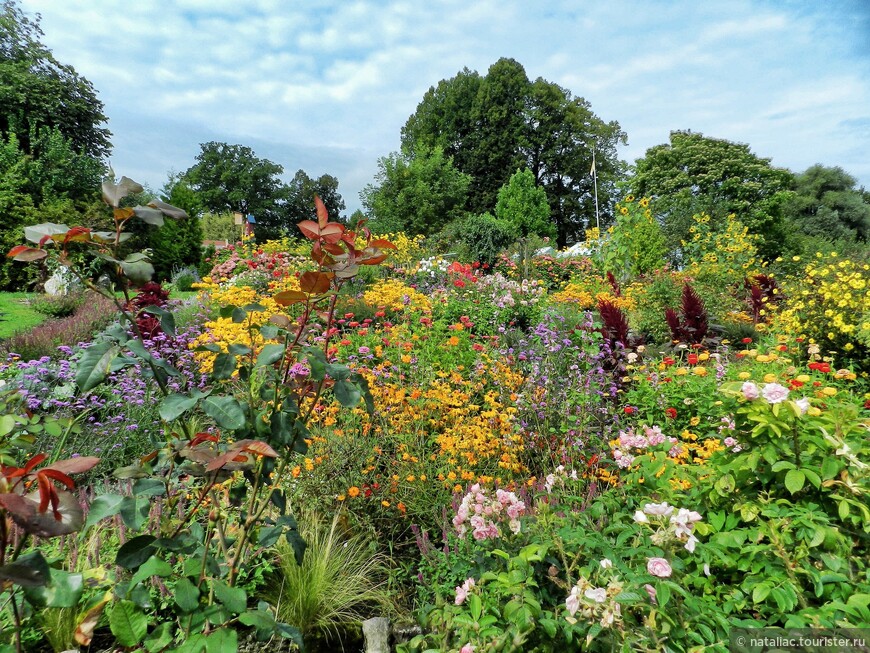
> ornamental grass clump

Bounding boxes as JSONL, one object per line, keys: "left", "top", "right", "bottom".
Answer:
{"left": 264, "top": 511, "right": 391, "bottom": 641}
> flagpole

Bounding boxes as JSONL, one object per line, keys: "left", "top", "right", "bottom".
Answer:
{"left": 592, "top": 146, "right": 600, "bottom": 231}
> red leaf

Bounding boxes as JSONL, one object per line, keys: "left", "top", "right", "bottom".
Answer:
{"left": 299, "top": 271, "right": 332, "bottom": 295}
{"left": 237, "top": 440, "right": 279, "bottom": 458}
{"left": 38, "top": 469, "right": 75, "bottom": 491}
{"left": 298, "top": 220, "right": 321, "bottom": 241}
{"left": 42, "top": 456, "right": 100, "bottom": 476}
{"left": 64, "top": 227, "right": 92, "bottom": 244}
{"left": 0, "top": 491, "right": 84, "bottom": 537}
{"left": 273, "top": 290, "right": 308, "bottom": 306}
{"left": 322, "top": 242, "right": 345, "bottom": 256}
{"left": 8, "top": 246, "right": 48, "bottom": 262}
{"left": 315, "top": 195, "right": 329, "bottom": 229}
{"left": 22, "top": 454, "right": 48, "bottom": 474}
{"left": 369, "top": 239, "right": 397, "bottom": 250}
{"left": 319, "top": 223, "right": 345, "bottom": 245}
{"left": 360, "top": 253, "right": 389, "bottom": 266}
{"left": 189, "top": 433, "right": 219, "bottom": 447}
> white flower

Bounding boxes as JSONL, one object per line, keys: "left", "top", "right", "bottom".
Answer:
{"left": 643, "top": 502, "right": 674, "bottom": 517}
{"left": 584, "top": 587, "right": 607, "bottom": 603}
{"left": 565, "top": 586, "right": 581, "bottom": 616}
{"left": 795, "top": 397, "right": 810, "bottom": 414}
{"left": 633, "top": 510, "right": 649, "bottom": 524}
{"left": 599, "top": 558, "right": 613, "bottom": 569}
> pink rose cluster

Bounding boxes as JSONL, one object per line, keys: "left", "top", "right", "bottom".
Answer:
{"left": 454, "top": 577, "right": 476, "bottom": 605}
{"left": 564, "top": 573, "right": 622, "bottom": 628}
{"left": 612, "top": 424, "right": 678, "bottom": 469}
{"left": 742, "top": 381, "right": 791, "bottom": 404}
{"left": 633, "top": 501, "right": 703, "bottom": 553}
{"left": 453, "top": 483, "right": 526, "bottom": 540}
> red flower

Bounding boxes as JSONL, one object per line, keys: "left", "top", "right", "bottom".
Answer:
{"left": 687, "top": 354, "right": 699, "bottom": 365}
{"left": 665, "top": 407, "right": 677, "bottom": 419}
{"left": 662, "top": 357, "right": 675, "bottom": 366}
{"left": 624, "top": 406, "right": 635, "bottom": 415}
{"left": 454, "top": 279, "right": 466, "bottom": 288}
{"left": 742, "top": 337, "right": 753, "bottom": 344}
{"left": 778, "top": 345, "right": 788, "bottom": 352}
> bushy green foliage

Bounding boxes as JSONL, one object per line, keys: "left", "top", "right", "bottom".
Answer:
{"left": 453, "top": 213, "right": 517, "bottom": 267}
{"left": 594, "top": 196, "right": 666, "bottom": 280}
{"left": 362, "top": 146, "right": 471, "bottom": 236}
{"left": 495, "top": 168, "right": 554, "bottom": 239}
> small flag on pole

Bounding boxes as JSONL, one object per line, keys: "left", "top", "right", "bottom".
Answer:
{"left": 590, "top": 159, "right": 596, "bottom": 177}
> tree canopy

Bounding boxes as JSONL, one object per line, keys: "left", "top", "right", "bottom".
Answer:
{"left": 400, "top": 58, "right": 624, "bottom": 246}
{"left": 283, "top": 169, "right": 346, "bottom": 226}
{"left": 630, "top": 130, "right": 796, "bottom": 261}
{"left": 0, "top": 1, "right": 111, "bottom": 160}
{"left": 184, "top": 142, "right": 285, "bottom": 235}
{"left": 785, "top": 164, "right": 870, "bottom": 244}
{"left": 360, "top": 147, "right": 470, "bottom": 236}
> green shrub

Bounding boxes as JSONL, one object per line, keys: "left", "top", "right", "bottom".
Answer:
{"left": 454, "top": 213, "right": 517, "bottom": 267}
{"left": 30, "top": 292, "right": 85, "bottom": 318}
{"left": 170, "top": 266, "right": 201, "bottom": 292}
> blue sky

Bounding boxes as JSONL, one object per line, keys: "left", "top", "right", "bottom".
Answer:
{"left": 20, "top": 0, "right": 870, "bottom": 215}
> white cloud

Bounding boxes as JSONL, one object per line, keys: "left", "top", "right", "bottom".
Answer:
{"left": 18, "top": 0, "right": 870, "bottom": 211}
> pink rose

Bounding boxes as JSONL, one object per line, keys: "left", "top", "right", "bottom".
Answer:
{"left": 460, "top": 645, "right": 475, "bottom": 653}
{"left": 741, "top": 381, "right": 760, "bottom": 400}
{"left": 647, "top": 557, "right": 672, "bottom": 578}
{"left": 761, "top": 383, "right": 790, "bottom": 404}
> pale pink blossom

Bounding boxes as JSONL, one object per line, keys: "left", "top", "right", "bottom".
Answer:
{"left": 584, "top": 587, "right": 607, "bottom": 603}
{"left": 643, "top": 502, "right": 674, "bottom": 517}
{"left": 647, "top": 557, "right": 672, "bottom": 578}
{"left": 460, "top": 645, "right": 475, "bottom": 653}
{"left": 644, "top": 584, "right": 657, "bottom": 604}
{"left": 741, "top": 381, "right": 760, "bottom": 400}
{"left": 761, "top": 382, "right": 790, "bottom": 404}
{"left": 795, "top": 397, "right": 810, "bottom": 414}
{"left": 455, "top": 578, "right": 476, "bottom": 605}
{"left": 565, "top": 586, "right": 581, "bottom": 616}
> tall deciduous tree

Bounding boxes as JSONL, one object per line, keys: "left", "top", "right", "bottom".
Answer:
{"left": 184, "top": 142, "right": 285, "bottom": 236}
{"left": 0, "top": 1, "right": 111, "bottom": 160}
{"left": 785, "top": 164, "right": 870, "bottom": 243}
{"left": 630, "top": 130, "right": 796, "bottom": 261}
{"left": 283, "top": 169, "right": 346, "bottom": 226}
{"left": 400, "top": 58, "right": 624, "bottom": 246}
{"left": 360, "top": 147, "right": 470, "bottom": 236}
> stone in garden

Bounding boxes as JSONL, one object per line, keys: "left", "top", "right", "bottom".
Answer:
{"left": 362, "top": 617, "right": 391, "bottom": 653}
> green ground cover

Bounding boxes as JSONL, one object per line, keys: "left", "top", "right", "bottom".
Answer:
{"left": 0, "top": 292, "right": 47, "bottom": 339}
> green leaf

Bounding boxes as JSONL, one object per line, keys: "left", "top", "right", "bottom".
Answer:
{"left": 256, "top": 343, "right": 285, "bottom": 368}
{"left": 175, "top": 578, "right": 200, "bottom": 613}
{"left": 110, "top": 600, "right": 149, "bottom": 647}
{"left": 784, "top": 469, "right": 805, "bottom": 494}
{"left": 83, "top": 493, "right": 125, "bottom": 529}
{"left": 129, "top": 555, "right": 173, "bottom": 590}
{"left": 159, "top": 393, "right": 199, "bottom": 422}
{"left": 468, "top": 593, "right": 482, "bottom": 621}
{"left": 752, "top": 583, "right": 772, "bottom": 603}
{"left": 120, "top": 257, "right": 155, "bottom": 285}
{"left": 24, "top": 567, "right": 83, "bottom": 607}
{"left": 76, "top": 342, "right": 119, "bottom": 392}
{"left": 227, "top": 343, "right": 252, "bottom": 356}
{"left": 120, "top": 495, "right": 151, "bottom": 530}
{"left": 205, "top": 629, "right": 238, "bottom": 653}
{"left": 213, "top": 581, "right": 247, "bottom": 614}
{"left": 333, "top": 379, "right": 361, "bottom": 407}
{"left": 144, "top": 622, "right": 175, "bottom": 653}
{"left": 212, "top": 353, "right": 237, "bottom": 380}
{"left": 0, "top": 551, "right": 50, "bottom": 587}
{"left": 231, "top": 307, "right": 246, "bottom": 323}
{"left": 116, "top": 535, "right": 157, "bottom": 569}
{"left": 132, "top": 478, "right": 166, "bottom": 497}
{"left": 202, "top": 395, "right": 246, "bottom": 431}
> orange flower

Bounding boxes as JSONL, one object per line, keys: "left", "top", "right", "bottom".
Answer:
{"left": 347, "top": 486, "right": 360, "bottom": 498}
